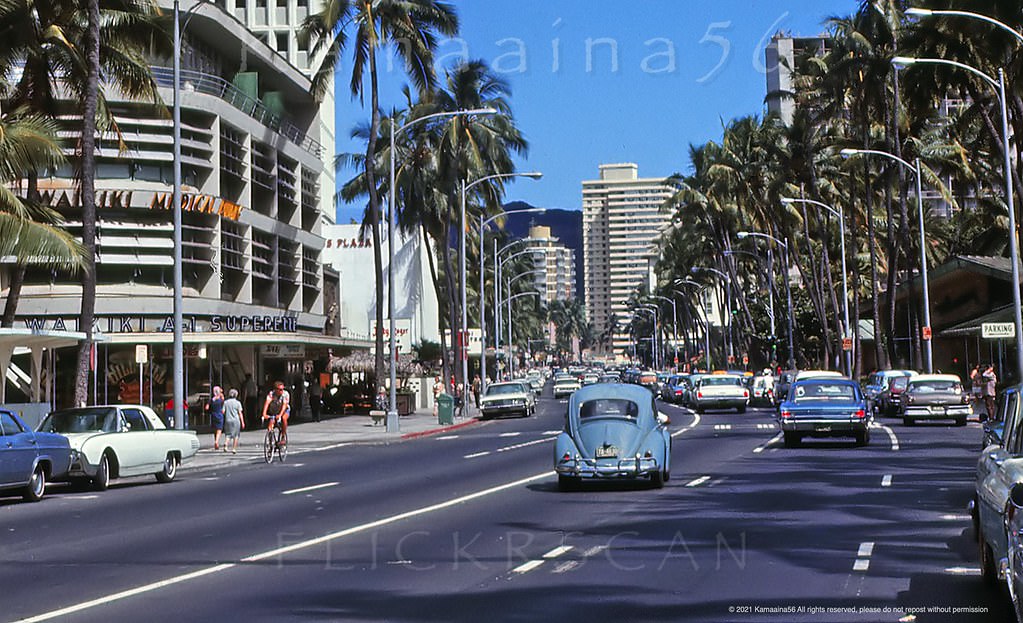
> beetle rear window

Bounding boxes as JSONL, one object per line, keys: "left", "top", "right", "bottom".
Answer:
{"left": 580, "top": 399, "right": 639, "bottom": 419}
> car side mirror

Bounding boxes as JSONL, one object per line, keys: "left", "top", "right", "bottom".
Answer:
{"left": 657, "top": 413, "right": 670, "bottom": 426}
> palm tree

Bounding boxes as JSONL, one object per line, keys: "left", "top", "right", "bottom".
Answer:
{"left": 303, "top": 0, "right": 458, "bottom": 387}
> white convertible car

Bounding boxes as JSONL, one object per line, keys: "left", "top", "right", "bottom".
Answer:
{"left": 37, "top": 405, "right": 200, "bottom": 490}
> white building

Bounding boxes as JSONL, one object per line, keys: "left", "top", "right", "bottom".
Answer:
{"left": 765, "top": 34, "right": 832, "bottom": 124}
{"left": 321, "top": 224, "right": 440, "bottom": 355}
{"left": 524, "top": 225, "right": 576, "bottom": 304}
{"left": 582, "top": 163, "right": 674, "bottom": 355}
{"left": 2, "top": 0, "right": 353, "bottom": 410}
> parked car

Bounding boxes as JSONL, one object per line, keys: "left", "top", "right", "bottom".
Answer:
{"left": 0, "top": 409, "right": 71, "bottom": 502}
{"left": 554, "top": 383, "right": 671, "bottom": 491}
{"left": 692, "top": 374, "right": 749, "bottom": 413}
{"left": 37, "top": 405, "right": 200, "bottom": 490}
{"left": 479, "top": 381, "right": 536, "bottom": 419}
{"left": 777, "top": 378, "right": 870, "bottom": 447}
{"left": 899, "top": 374, "right": 971, "bottom": 426}
{"left": 751, "top": 375, "right": 775, "bottom": 407}
{"left": 976, "top": 383, "right": 1023, "bottom": 587}
{"left": 1003, "top": 481, "right": 1023, "bottom": 621}
{"left": 553, "top": 375, "right": 582, "bottom": 398}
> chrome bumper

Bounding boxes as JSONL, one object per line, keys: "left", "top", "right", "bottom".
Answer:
{"left": 556, "top": 456, "right": 660, "bottom": 478}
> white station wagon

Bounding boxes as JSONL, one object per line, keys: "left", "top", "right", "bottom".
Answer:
{"left": 37, "top": 405, "right": 200, "bottom": 490}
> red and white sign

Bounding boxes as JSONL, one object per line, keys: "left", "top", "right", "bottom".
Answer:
{"left": 373, "top": 319, "right": 413, "bottom": 353}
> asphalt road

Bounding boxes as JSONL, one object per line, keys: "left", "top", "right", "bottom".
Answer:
{"left": 1, "top": 389, "right": 1012, "bottom": 623}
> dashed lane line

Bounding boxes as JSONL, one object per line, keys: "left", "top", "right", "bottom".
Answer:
{"left": 511, "top": 560, "right": 545, "bottom": 574}
{"left": 881, "top": 475, "right": 893, "bottom": 488}
{"left": 463, "top": 451, "right": 491, "bottom": 459}
{"left": 282, "top": 482, "right": 339, "bottom": 496}
{"left": 685, "top": 476, "right": 712, "bottom": 488}
{"left": 874, "top": 423, "right": 900, "bottom": 451}
{"left": 435, "top": 435, "right": 459, "bottom": 440}
{"left": 853, "top": 542, "right": 875, "bottom": 572}
{"left": 713, "top": 424, "right": 733, "bottom": 431}
{"left": 499, "top": 432, "right": 522, "bottom": 438}
{"left": 753, "top": 433, "right": 783, "bottom": 454}
{"left": 497, "top": 438, "right": 556, "bottom": 453}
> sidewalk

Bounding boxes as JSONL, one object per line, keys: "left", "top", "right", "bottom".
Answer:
{"left": 182, "top": 407, "right": 480, "bottom": 473}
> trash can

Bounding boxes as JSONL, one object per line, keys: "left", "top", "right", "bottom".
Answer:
{"left": 437, "top": 393, "right": 455, "bottom": 426}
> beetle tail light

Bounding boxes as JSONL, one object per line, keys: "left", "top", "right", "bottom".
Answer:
{"left": 561, "top": 452, "right": 571, "bottom": 462}
{"left": 743, "top": 390, "right": 749, "bottom": 398}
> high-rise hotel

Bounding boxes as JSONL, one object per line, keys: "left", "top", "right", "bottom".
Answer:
{"left": 582, "top": 163, "right": 673, "bottom": 356}
{"left": 1, "top": 0, "right": 366, "bottom": 413}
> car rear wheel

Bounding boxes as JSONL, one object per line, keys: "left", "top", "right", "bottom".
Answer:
{"left": 737, "top": 406, "right": 746, "bottom": 414}
{"left": 855, "top": 430, "right": 870, "bottom": 447}
{"left": 955, "top": 417, "right": 967, "bottom": 427}
{"left": 783, "top": 432, "right": 801, "bottom": 448}
{"left": 650, "top": 470, "right": 664, "bottom": 489}
{"left": 24, "top": 464, "right": 46, "bottom": 502}
{"left": 155, "top": 454, "right": 178, "bottom": 483}
{"left": 92, "top": 453, "right": 111, "bottom": 491}
{"left": 903, "top": 417, "right": 914, "bottom": 426}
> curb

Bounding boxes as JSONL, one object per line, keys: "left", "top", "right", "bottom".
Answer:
{"left": 401, "top": 417, "right": 481, "bottom": 440}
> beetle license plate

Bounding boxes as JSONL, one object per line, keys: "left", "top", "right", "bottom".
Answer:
{"left": 595, "top": 445, "right": 618, "bottom": 459}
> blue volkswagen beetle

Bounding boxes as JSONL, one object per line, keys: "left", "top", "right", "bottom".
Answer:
{"left": 0, "top": 409, "right": 71, "bottom": 502}
{"left": 554, "top": 384, "right": 671, "bottom": 491}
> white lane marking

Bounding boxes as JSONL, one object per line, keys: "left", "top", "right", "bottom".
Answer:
{"left": 757, "top": 424, "right": 775, "bottom": 430}
{"left": 542, "top": 545, "right": 573, "bottom": 559}
{"left": 512, "top": 559, "right": 545, "bottom": 574}
{"left": 940, "top": 514, "right": 971, "bottom": 521}
{"left": 497, "top": 438, "right": 555, "bottom": 453}
{"left": 464, "top": 451, "right": 491, "bottom": 459}
{"left": 713, "top": 424, "right": 732, "bottom": 431}
{"left": 435, "top": 435, "right": 459, "bottom": 441}
{"left": 853, "top": 541, "right": 875, "bottom": 572}
{"left": 945, "top": 567, "right": 982, "bottom": 576}
{"left": 754, "top": 433, "right": 783, "bottom": 454}
{"left": 875, "top": 423, "right": 900, "bottom": 451}
{"left": 542, "top": 430, "right": 561, "bottom": 436}
{"left": 282, "top": 482, "right": 339, "bottom": 496}
{"left": 881, "top": 474, "right": 893, "bottom": 488}
{"left": 685, "top": 476, "right": 712, "bottom": 488}
{"left": 22, "top": 470, "right": 555, "bottom": 623}
{"left": 582, "top": 545, "right": 608, "bottom": 557}
{"left": 552, "top": 560, "right": 579, "bottom": 574}
{"left": 201, "top": 477, "right": 220, "bottom": 481}
{"left": 499, "top": 432, "right": 522, "bottom": 438}
{"left": 670, "top": 412, "right": 701, "bottom": 438}
{"left": 296, "top": 443, "right": 352, "bottom": 454}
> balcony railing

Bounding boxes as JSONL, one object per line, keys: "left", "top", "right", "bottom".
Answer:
{"left": 151, "top": 66, "right": 322, "bottom": 157}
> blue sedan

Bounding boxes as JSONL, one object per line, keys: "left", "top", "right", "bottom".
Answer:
{"left": 777, "top": 378, "right": 870, "bottom": 447}
{"left": 0, "top": 409, "right": 71, "bottom": 502}
{"left": 554, "top": 384, "right": 671, "bottom": 490}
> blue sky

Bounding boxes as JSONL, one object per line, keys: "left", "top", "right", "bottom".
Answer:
{"left": 333, "top": 1, "right": 859, "bottom": 224}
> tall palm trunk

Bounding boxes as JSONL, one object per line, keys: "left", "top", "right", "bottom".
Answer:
{"left": 863, "top": 146, "right": 887, "bottom": 370}
{"left": 365, "top": 47, "right": 386, "bottom": 388}
{"left": 73, "top": 0, "right": 101, "bottom": 406}
{"left": 441, "top": 218, "right": 459, "bottom": 388}
{"left": 422, "top": 224, "right": 452, "bottom": 386}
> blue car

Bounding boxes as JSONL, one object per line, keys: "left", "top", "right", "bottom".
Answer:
{"left": 777, "top": 378, "right": 870, "bottom": 447}
{"left": 554, "top": 384, "right": 671, "bottom": 490}
{"left": 0, "top": 409, "right": 71, "bottom": 502}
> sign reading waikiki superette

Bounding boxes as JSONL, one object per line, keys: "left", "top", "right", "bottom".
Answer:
{"left": 20, "top": 314, "right": 298, "bottom": 333}
{"left": 982, "top": 322, "right": 1016, "bottom": 339}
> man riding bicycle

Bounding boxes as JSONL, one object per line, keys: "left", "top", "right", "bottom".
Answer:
{"left": 261, "top": 381, "right": 291, "bottom": 434}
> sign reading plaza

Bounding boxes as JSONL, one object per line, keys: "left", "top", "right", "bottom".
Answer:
{"left": 982, "top": 322, "right": 1016, "bottom": 339}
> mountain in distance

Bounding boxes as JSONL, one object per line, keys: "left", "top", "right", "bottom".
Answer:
{"left": 500, "top": 201, "right": 583, "bottom": 301}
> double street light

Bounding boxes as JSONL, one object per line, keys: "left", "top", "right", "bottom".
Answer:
{"left": 387, "top": 107, "right": 496, "bottom": 432}
{"left": 781, "top": 197, "right": 852, "bottom": 376}
{"left": 737, "top": 232, "right": 795, "bottom": 368}
{"left": 675, "top": 279, "right": 713, "bottom": 370}
{"left": 633, "top": 307, "right": 658, "bottom": 369}
{"left": 891, "top": 9, "right": 1023, "bottom": 382}
{"left": 691, "top": 266, "right": 731, "bottom": 360}
{"left": 468, "top": 177, "right": 542, "bottom": 397}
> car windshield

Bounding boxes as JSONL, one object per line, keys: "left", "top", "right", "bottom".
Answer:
{"left": 890, "top": 377, "right": 909, "bottom": 391}
{"left": 579, "top": 399, "right": 639, "bottom": 419}
{"left": 486, "top": 384, "right": 524, "bottom": 396}
{"left": 39, "top": 407, "right": 118, "bottom": 433}
{"left": 701, "top": 377, "right": 741, "bottom": 387}
{"left": 555, "top": 378, "right": 577, "bottom": 385}
{"left": 909, "top": 381, "right": 962, "bottom": 393}
{"left": 793, "top": 382, "right": 857, "bottom": 402}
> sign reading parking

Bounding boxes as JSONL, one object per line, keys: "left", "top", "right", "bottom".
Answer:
{"left": 982, "top": 323, "right": 1016, "bottom": 339}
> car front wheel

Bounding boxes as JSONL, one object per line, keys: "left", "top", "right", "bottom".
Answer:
{"left": 650, "top": 470, "right": 664, "bottom": 489}
{"left": 92, "top": 453, "right": 111, "bottom": 491}
{"left": 155, "top": 454, "right": 178, "bottom": 483}
{"left": 24, "top": 464, "right": 46, "bottom": 502}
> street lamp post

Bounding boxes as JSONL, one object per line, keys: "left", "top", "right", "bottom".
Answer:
{"left": 782, "top": 197, "right": 852, "bottom": 376}
{"left": 840, "top": 148, "right": 933, "bottom": 373}
{"left": 649, "top": 295, "right": 678, "bottom": 369}
{"left": 890, "top": 50, "right": 1023, "bottom": 381}
{"left": 737, "top": 232, "right": 795, "bottom": 369}
{"left": 388, "top": 108, "right": 496, "bottom": 432}
{"left": 497, "top": 247, "right": 548, "bottom": 378}
{"left": 469, "top": 180, "right": 542, "bottom": 397}
{"left": 504, "top": 290, "right": 541, "bottom": 377}
{"left": 634, "top": 307, "right": 658, "bottom": 369}
{"left": 724, "top": 249, "right": 776, "bottom": 343}
{"left": 676, "top": 278, "right": 712, "bottom": 369}
{"left": 691, "top": 266, "right": 731, "bottom": 362}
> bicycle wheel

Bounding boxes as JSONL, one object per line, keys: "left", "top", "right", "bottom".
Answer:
{"left": 263, "top": 428, "right": 275, "bottom": 463}
{"left": 276, "top": 429, "right": 288, "bottom": 462}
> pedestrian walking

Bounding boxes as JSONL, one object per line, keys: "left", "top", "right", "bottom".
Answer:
{"left": 471, "top": 374, "right": 481, "bottom": 409}
{"left": 970, "top": 364, "right": 983, "bottom": 413}
{"left": 309, "top": 375, "right": 322, "bottom": 422}
{"left": 223, "top": 388, "right": 244, "bottom": 453}
{"left": 207, "top": 386, "right": 225, "bottom": 450}
{"left": 432, "top": 375, "right": 443, "bottom": 417}
{"left": 983, "top": 364, "right": 998, "bottom": 422}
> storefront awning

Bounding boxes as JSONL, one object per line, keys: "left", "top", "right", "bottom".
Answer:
{"left": 939, "top": 305, "right": 1017, "bottom": 338}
